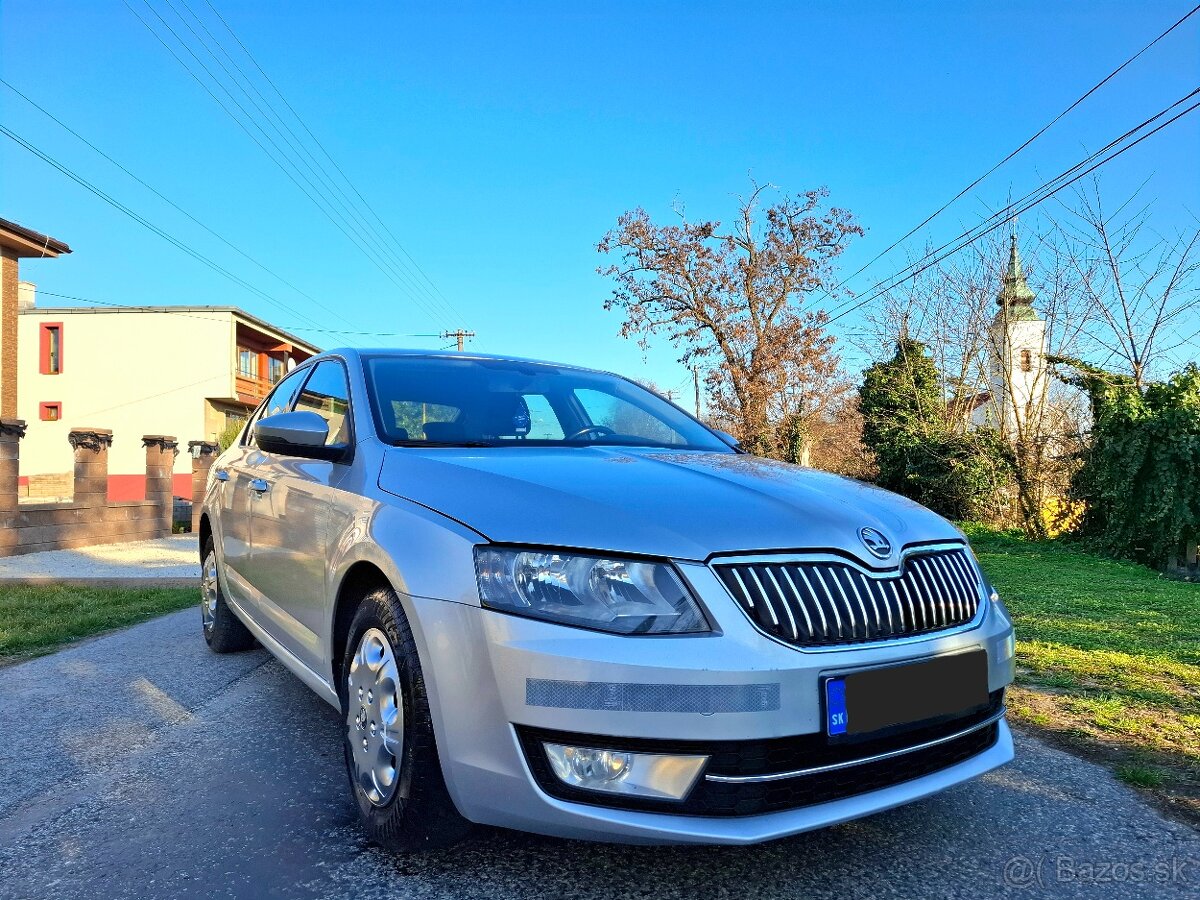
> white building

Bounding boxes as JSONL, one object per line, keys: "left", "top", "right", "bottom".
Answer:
{"left": 16, "top": 297, "right": 319, "bottom": 500}
{"left": 971, "top": 234, "right": 1048, "bottom": 438}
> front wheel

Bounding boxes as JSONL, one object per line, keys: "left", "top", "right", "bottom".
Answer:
{"left": 341, "top": 586, "right": 471, "bottom": 852}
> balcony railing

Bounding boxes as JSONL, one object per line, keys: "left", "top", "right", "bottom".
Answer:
{"left": 235, "top": 372, "right": 278, "bottom": 405}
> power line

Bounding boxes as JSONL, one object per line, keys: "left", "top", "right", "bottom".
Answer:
{"left": 199, "top": 0, "right": 465, "bottom": 327}
{"left": 0, "top": 76, "right": 354, "bottom": 334}
{"left": 122, "top": 0, "right": 461, "bottom": 330}
{"left": 0, "top": 123, "right": 334, "bottom": 331}
{"left": 32, "top": 290, "right": 455, "bottom": 340}
{"left": 823, "top": 87, "right": 1200, "bottom": 328}
{"left": 162, "top": 0, "right": 463, "bottom": 327}
{"left": 814, "top": 3, "right": 1200, "bottom": 306}
{"left": 120, "top": 0, "right": 453, "bottom": 331}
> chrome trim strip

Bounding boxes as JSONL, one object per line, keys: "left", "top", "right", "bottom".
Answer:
{"left": 710, "top": 541, "right": 969, "bottom": 571}
{"left": 705, "top": 708, "right": 1007, "bottom": 784}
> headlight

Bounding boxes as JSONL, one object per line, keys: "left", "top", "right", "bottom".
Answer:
{"left": 474, "top": 548, "right": 709, "bottom": 634}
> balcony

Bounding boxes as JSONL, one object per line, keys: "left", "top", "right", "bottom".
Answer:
{"left": 235, "top": 373, "right": 275, "bottom": 406}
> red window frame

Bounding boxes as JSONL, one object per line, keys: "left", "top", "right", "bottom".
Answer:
{"left": 39, "top": 402, "right": 62, "bottom": 421}
{"left": 39, "top": 322, "right": 64, "bottom": 374}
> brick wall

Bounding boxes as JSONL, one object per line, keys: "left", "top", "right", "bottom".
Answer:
{"left": 0, "top": 419, "right": 180, "bottom": 557}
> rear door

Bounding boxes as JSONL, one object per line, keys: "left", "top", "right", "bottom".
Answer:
{"left": 216, "top": 365, "right": 310, "bottom": 609}
{"left": 245, "top": 359, "right": 354, "bottom": 672}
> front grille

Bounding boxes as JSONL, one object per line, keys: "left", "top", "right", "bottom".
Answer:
{"left": 516, "top": 690, "right": 1004, "bottom": 817}
{"left": 713, "top": 547, "right": 983, "bottom": 648}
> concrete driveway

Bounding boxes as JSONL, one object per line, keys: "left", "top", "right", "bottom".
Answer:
{"left": 0, "top": 610, "right": 1195, "bottom": 899}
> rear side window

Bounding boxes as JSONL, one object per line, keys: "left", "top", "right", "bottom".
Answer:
{"left": 295, "top": 360, "right": 352, "bottom": 446}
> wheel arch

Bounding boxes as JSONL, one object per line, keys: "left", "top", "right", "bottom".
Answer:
{"left": 331, "top": 560, "right": 396, "bottom": 685}
{"left": 198, "top": 513, "right": 212, "bottom": 562}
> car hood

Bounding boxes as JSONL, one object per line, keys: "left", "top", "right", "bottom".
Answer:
{"left": 377, "top": 446, "right": 960, "bottom": 564}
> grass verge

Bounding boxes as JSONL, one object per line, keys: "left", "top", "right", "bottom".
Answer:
{"left": 0, "top": 584, "right": 198, "bottom": 663}
{"left": 963, "top": 524, "right": 1200, "bottom": 823}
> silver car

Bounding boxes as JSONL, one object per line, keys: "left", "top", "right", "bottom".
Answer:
{"left": 199, "top": 349, "right": 1016, "bottom": 851}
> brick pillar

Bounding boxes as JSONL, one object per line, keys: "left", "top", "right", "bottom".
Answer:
{"left": 188, "top": 440, "right": 219, "bottom": 532}
{"left": 0, "top": 418, "right": 26, "bottom": 556}
{"left": 143, "top": 435, "right": 179, "bottom": 538}
{"left": 69, "top": 429, "right": 113, "bottom": 528}
{"left": 0, "top": 250, "right": 18, "bottom": 420}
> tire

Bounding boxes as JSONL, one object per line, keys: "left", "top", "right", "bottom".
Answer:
{"left": 340, "top": 585, "right": 471, "bottom": 852}
{"left": 200, "top": 536, "right": 256, "bottom": 653}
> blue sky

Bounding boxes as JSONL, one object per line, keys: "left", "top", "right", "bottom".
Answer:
{"left": 2, "top": 0, "right": 1198, "bottom": 399}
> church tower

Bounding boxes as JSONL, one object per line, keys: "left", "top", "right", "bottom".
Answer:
{"left": 979, "top": 231, "right": 1047, "bottom": 438}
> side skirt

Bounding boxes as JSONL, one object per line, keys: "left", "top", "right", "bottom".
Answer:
{"left": 225, "top": 591, "right": 341, "bottom": 710}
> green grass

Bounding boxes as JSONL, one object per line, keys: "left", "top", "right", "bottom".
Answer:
{"left": 0, "top": 584, "right": 198, "bottom": 661}
{"left": 963, "top": 524, "right": 1200, "bottom": 816}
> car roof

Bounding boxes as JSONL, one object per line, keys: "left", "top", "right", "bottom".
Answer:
{"left": 319, "top": 347, "right": 618, "bottom": 378}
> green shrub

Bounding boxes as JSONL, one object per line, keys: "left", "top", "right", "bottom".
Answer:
{"left": 1059, "top": 360, "right": 1200, "bottom": 568}
{"left": 860, "top": 339, "right": 1012, "bottom": 520}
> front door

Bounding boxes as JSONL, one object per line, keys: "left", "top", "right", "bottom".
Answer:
{"left": 220, "top": 365, "right": 312, "bottom": 616}
{"left": 245, "top": 359, "right": 354, "bottom": 674}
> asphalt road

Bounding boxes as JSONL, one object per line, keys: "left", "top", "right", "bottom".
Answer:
{"left": 0, "top": 609, "right": 1196, "bottom": 900}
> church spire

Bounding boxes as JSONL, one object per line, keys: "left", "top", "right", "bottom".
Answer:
{"left": 996, "top": 229, "right": 1037, "bottom": 314}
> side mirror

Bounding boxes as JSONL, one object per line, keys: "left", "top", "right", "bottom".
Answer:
{"left": 714, "top": 429, "right": 744, "bottom": 452}
{"left": 255, "top": 411, "right": 347, "bottom": 461}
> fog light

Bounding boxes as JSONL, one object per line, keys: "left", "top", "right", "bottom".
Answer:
{"left": 543, "top": 742, "right": 708, "bottom": 801}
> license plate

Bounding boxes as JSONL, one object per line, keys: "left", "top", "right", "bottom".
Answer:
{"left": 825, "top": 650, "right": 988, "bottom": 738}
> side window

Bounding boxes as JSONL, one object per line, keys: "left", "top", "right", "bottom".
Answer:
{"left": 295, "top": 360, "right": 352, "bottom": 446}
{"left": 244, "top": 365, "right": 309, "bottom": 445}
{"left": 575, "top": 389, "right": 682, "bottom": 445}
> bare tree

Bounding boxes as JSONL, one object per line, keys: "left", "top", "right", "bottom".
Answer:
{"left": 860, "top": 222, "right": 1091, "bottom": 536}
{"left": 1056, "top": 178, "right": 1200, "bottom": 388}
{"left": 597, "top": 181, "right": 862, "bottom": 459}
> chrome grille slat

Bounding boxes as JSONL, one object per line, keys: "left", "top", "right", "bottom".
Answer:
{"left": 927, "top": 556, "right": 957, "bottom": 621}
{"left": 794, "top": 565, "right": 837, "bottom": 637}
{"left": 897, "top": 576, "right": 919, "bottom": 630}
{"left": 763, "top": 567, "right": 799, "bottom": 640}
{"left": 777, "top": 566, "right": 818, "bottom": 640}
{"left": 938, "top": 555, "right": 969, "bottom": 620}
{"left": 812, "top": 567, "right": 850, "bottom": 640}
{"left": 911, "top": 558, "right": 944, "bottom": 626}
{"left": 714, "top": 548, "right": 981, "bottom": 649}
{"left": 746, "top": 567, "right": 780, "bottom": 628}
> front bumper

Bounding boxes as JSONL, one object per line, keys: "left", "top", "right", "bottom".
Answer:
{"left": 407, "top": 561, "right": 1016, "bottom": 844}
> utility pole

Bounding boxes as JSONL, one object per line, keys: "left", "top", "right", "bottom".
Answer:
{"left": 441, "top": 330, "right": 475, "bottom": 352}
{"left": 692, "top": 366, "right": 701, "bottom": 418}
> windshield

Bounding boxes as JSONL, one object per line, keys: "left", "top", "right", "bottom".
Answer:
{"left": 362, "top": 356, "right": 732, "bottom": 451}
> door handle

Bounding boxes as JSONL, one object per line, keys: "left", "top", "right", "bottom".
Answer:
{"left": 249, "top": 478, "right": 270, "bottom": 494}
{"left": 214, "top": 469, "right": 229, "bottom": 482}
